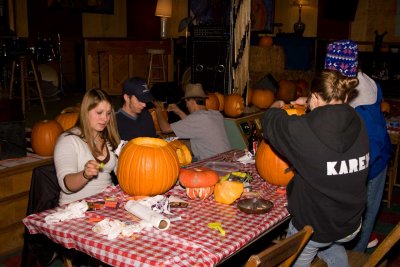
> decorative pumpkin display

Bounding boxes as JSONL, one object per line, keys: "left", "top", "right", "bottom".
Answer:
{"left": 295, "top": 79, "right": 309, "bottom": 98}
{"left": 117, "top": 137, "right": 179, "bottom": 196}
{"left": 251, "top": 89, "right": 275, "bottom": 109}
{"left": 277, "top": 80, "right": 297, "bottom": 103}
{"left": 168, "top": 139, "right": 192, "bottom": 166}
{"left": 150, "top": 108, "right": 168, "bottom": 132}
{"left": 55, "top": 112, "right": 79, "bottom": 131}
{"left": 283, "top": 104, "right": 306, "bottom": 116}
{"left": 179, "top": 167, "right": 219, "bottom": 200}
{"left": 214, "top": 180, "right": 244, "bottom": 205}
{"left": 381, "top": 101, "right": 390, "bottom": 114}
{"left": 31, "top": 120, "right": 63, "bottom": 156}
{"left": 205, "top": 93, "right": 220, "bottom": 110}
{"left": 224, "top": 93, "right": 244, "bottom": 118}
{"left": 258, "top": 36, "right": 273, "bottom": 47}
{"left": 214, "top": 92, "right": 225, "bottom": 111}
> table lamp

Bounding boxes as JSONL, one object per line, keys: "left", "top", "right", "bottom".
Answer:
{"left": 292, "top": 0, "right": 310, "bottom": 36}
{"left": 155, "top": 0, "right": 172, "bottom": 39}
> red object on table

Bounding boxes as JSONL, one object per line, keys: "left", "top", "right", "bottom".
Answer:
{"left": 23, "top": 150, "right": 289, "bottom": 267}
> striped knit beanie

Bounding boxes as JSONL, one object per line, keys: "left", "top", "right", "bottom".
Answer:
{"left": 324, "top": 40, "right": 358, "bottom": 77}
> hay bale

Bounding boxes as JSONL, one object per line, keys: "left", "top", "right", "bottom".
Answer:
{"left": 249, "top": 45, "right": 285, "bottom": 73}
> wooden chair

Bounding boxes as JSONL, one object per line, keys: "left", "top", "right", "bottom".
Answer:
{"left": 245, "top": 225, "right": 314, "bottom": 267}
{"left": 312, "top": 221, "right": 400, "bottom": 267}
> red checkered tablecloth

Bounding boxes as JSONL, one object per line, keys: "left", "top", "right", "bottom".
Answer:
{"left": 23, "top": 150, "right": 289, "bottom": 267}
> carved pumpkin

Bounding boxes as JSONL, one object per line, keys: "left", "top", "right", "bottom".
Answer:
{"left": 205, "top": 93, "right": 220, "bottom": 110}
{"left": 55, "top": 112, "right": 79, "bottom": 131}
{"left": 169, "top": 139, "right": 192, "bottom": 166}
{"left": 31, "top": 120, "right": 63, "bottom": 156}
{"left": 214, "top": 180, "right": 244, "bottom": 204}
{"left": 255, "top": 105, "right": 305, "bottom": 186}
{"left": 150, "top": 108, "right": 168, "bottom": 132}
{"left": 117, "top": 137, "right": 179, "bottom": 196}
{"left": 214, "top": 92, "right": 225, "bottom": 111}
{"left": 251, "top": 89, "right": 275, "bottom": 109}
{"left": 179, "top": 167, "right": 219, "bottom": 200}
{"left": 277, "top": 80, "right": 297, "bottom": 103}
{"left": 224, "top": 93, "right": 244, "bottom": 118}
{"left": 259, "top": 36, "right": 273, "bottom": 47}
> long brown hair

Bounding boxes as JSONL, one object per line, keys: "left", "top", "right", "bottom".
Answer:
{"left": 310, "top": 70, "right": 359, "bottom": 103}
{"left": 75, "top": 89, "right": 120, "bottom": 156}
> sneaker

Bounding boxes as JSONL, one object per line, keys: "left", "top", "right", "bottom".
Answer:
{"left": 367, "top": 233, "right": 379, "bottom": 248}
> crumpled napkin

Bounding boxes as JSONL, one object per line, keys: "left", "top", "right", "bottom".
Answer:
{"left": 236, "top": 150, "right": 255, "bottom": 164}
{"left": 45, "top": 201, "right": 88, "bottom": 224}
{"left": 137, "top": 195, "right": 173, "bottom": 215}
{"left": 92, "top": 218, "right": 151, "bottom": 240}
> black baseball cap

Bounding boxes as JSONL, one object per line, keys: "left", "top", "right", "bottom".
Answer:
{"left": 122, "top": 77, "right": 154, "bottom": 103}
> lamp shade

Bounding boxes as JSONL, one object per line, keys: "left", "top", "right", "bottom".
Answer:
{"left": 292, "top": 0, "right": 310, "bottom": 6}
{"left": 155, "top": 0, "right": 172, "bottom": 18}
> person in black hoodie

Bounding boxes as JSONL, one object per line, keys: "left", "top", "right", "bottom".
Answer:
{"left": 262, "top": 70, "right": 369, "bottom": 266}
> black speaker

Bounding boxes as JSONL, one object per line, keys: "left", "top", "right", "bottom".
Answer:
{"left": 192, "top": 38, "right": 230, "bottom": 94}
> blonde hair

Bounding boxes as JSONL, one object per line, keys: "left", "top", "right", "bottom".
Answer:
{"left": 75, "top": 89, "right": 120, "bottom": 156}
{"left": 310, "top": 70, "right": 359, "bottom": 103}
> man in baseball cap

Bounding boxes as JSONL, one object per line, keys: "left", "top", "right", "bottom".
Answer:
{"left": 116, "top": 77, "right": 157, "bottom": 141}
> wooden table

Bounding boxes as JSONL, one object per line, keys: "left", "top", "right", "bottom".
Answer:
{"left": 0, "top": 154, "right": 53, "bottom": 257}
{"left": 23, "top": 150, "right": 289, "bottom": 266}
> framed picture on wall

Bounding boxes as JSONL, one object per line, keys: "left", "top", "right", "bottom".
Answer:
{"left": 251, "top": 0, "right": 275, "bottom": 33}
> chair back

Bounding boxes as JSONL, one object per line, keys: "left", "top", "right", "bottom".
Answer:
{"left": 366, "top": 221, "right": 400, "bottom": 267}
{"left": 245, "top": 225, "right": 314, "bottom": 267}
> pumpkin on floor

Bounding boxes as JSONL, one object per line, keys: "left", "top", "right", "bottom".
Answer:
{"left": 31, "top": 120, "right": 63, "bottom": 156}
{"left": 179, "top": 167, "right": 219, "bottom": 200}
{"left": 169, "top": 139, "right": 192, "bottom": 166}
{"left": 224, "top": 93, "right": 244, "bottom": 118}
{"left": 117, "top": 137, "right": 179, "bottom": 196}
{"left": 214, "top": 180, "right": 244, "bottom": 204}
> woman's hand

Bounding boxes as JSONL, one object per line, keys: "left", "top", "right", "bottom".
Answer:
{"left": 270, "top": 100, "right": 285, "bottom": 108}
{"left": 83, "top": 160, "right": 100, "bottom": 180}
{"left": 290, "top": 97, "right": 308, "bottom": 106}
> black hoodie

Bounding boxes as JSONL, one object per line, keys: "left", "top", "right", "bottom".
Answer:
{"left": 262, "top": 104, "right": 369, "bottom": 242}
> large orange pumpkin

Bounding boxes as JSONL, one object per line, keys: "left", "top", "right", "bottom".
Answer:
{"left": 214, "top": 92, "right": 225, "bottom": 111}
{"left": 224, "top": 93, "right": 244, "bottom": 118}
{"left": 251, "top": 89, "right": 275, "bottom": 109}
{"left": 117, "top": 137, "right": 179, "bottom": 196}
{"left": 277, "top": 80, "right": 297, "bottom": 103}
{"left": 55, "top": 112, "right": 79, "bottom": 131}
{"left": 169, "top": 139, "right": 192, "bottom": 166}
{"left": 31, "top": 120, "right": 63, "bottom": 156}
{"left": 179, "top": 167, "right": 219, "bottom": 200}
{"left": 205, "top": 93, "right": 220, "bottom": 110}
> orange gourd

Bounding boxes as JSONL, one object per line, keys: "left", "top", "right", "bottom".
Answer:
{"left": 55, "top": 112, "right": 79, "bottom": 131}
{"left": 214, "top": 92, "right": 225, "bottom": 111}
{"left": 179, "top": 167, "right": 220, "bottom": 200}
{"left": 251, "top": 89, "right": 275, "bottom": 109}
{"left": 205, "top": 93, "right": 220, "bottom": 110}
{"left": 277, "top": 80, "right": 297, "bottom": 103}
{"left": 214, "top": 181, "right": 244, "bottom": 204}
{"left": 224, "top": 93, "right": 244, "bottom": 118}
{"left": 31, "top": 120, "right": 63, "bottom": 156}
{"left": 259, "top": 36, "right": 273, "bottom": 47}
{"left": 117, "top": 137, "right": 179, "bottom": 196}
{"left": 169, "top": 139, "right": 192, "bottom": 166}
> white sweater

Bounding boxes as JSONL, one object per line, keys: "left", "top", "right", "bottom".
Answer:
{"left": 54, "top": 129, "right": 117, "bottom": 205}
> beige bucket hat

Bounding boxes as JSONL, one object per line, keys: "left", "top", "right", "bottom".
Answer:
{"left": 182, "top": 83, "right": 208, "bottom": 99}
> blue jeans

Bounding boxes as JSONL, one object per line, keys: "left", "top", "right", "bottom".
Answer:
{"left": 352, "top": 166, "right": 388, "bottom": 252}
{"left": 286, "top": 221, "right": 360, "bottom": 267}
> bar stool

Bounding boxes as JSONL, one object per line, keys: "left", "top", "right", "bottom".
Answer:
{"left": 146, "top": 49, "right": 167, "bottom": 87}
{"left": 9, "top": 55, "right": 46, "bottom": 116}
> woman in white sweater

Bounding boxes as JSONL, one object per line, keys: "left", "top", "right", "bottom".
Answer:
{"left": 54, "top": 89, "right": 120, "bottom": 205}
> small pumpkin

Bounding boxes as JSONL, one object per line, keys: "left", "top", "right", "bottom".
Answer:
{"left": 251, "top": 89, "right": 275, "bottom": 109}
{"left": 295, "top": 79, "right": 309, "bottom": 98}
{"left": 117, "top": 137, "right": 179, "bottom": 196}
{"left": 214, "top": 92, "right": 225, "bottom": 111}
{"left": 205, "top": 93, "right": 220, "bottom": 110}
{"left": 258, "top": 36, "right": 273, "bottom": 47}
{"left": 224, "top": 93, "right": 244, "bottom": 118}
{"left": 214, "top": 180, "right": 244, "bottom": 205}
{"left": 179, "top": 167, "right": 219, "bottom": 200}
{"left": 55, "top": 112, "right": 79, "bottom": 131}
{"left": 169, "top": 139, "right": 192, "bottom": 166}
{"left": 31, "top": 120, "right": 63, "bottom": 156}
{"left": 277, "top": 80, "right": 297, "bottom": 103}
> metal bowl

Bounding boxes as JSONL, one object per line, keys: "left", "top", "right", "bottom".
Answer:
{"left": 237, "top": 198, "right": 274, "bottom": 214}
